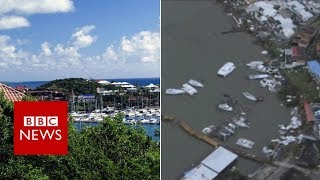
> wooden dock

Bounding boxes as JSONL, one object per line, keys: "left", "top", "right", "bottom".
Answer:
{"left": 178, "top": 121, "right": 275, "bottom": 165}
{"left": 179, "top": 121, "right": 219, "bottom": 147}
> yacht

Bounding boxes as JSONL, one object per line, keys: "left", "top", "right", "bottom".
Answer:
{"left": 188, "top": 79, "right": 204, "bottom": 88}
{"left": 165, "top": 88, "right": 185, "bottom": 95}
{"left": 218, "top": 103, "right": 233, "bottom": 112}
{"left": 181, "top": 83, "right": 198, "bottom": 95}
{"left": 248, "top": 74, "right": 270, "bottom": 80}
{"left": 243, "top": 92, "right": 257, "bottom": 102}
{"left": 140, "top": 119, "right": 151, "bottom": 124}
{"left": 236, "top": 138, "right": 255, "bottom": 149}
{"left": 149, "top": 118, "right": 158, "bottom": 124}
{"left": 218, "top": 62, "right": 236, "bottom": 77}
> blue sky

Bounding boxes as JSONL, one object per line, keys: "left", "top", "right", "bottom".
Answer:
{"left": 0, "top": 0, "right": 160, "bottom": 81}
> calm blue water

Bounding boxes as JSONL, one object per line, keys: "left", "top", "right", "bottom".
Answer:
{"left": 2, "top": 77, "right": 160, "bottom": 89}
{"left": 73, "top": 122, "right": 160, "bottom": 141}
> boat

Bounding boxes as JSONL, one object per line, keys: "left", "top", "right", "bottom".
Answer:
{"left": 165, "top": 88, "right": 185, "bottom": 95}
{"left": 181, "top": 83, "right": 198, "bottom": 95}
{"left": 224, "top": 126, "right": 235, "bottom": 134}
{"left": 246, "top": 61, "right": 264, "bottom": 67}
{"left": 139, "top": 119, "right": 150, "bottom": 124}
{"left": 218, "top": 62, "right": 236, "bottom": 77}
{"left": 248, "top": 74, "right": 270, "bottom": 80}
{"left": 250, "top": 64, "right": 278, "bottom": 74}
{"left": 233, "top": 116, "right": 249, "bottom": 128}
{"left": 228, "top": 123, "right": 237, "bottom": 129}
{"left": 188, "top": 79, "right": 204, "bottom": 88}
{"left": 218, "top": 103, "right": 233, "bottom": 112}
{"left": 236, "top": 138, "right": 255, "bottom": 149}
{"left": 149, "top": 118, "right": 158, "bottom": 124}
{"left": 243, "top": 92, "right": 257, "bottom": 102}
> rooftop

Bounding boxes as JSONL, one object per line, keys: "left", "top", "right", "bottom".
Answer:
{"left": 0, "top": 83, "right": 25, "bottom": 102}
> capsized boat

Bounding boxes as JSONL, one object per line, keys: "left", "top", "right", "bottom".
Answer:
{"left": 165, "top": 88, "right": 185, "bottom": 95}
{"left": 218, "top": 103, "right": 233, "bottom": 112}
{"left": 248, "top": 74, "right": 270, "bottom": 80}
{"left": 236, "top": 138, "right": 255, "bottom": 149}
{"left": 218, "top": 62, "right": 236, "bottom": 77}
{"left": 188, "top": 79, "right": 204, "bottom": 88}
{"left": 243, "top": 92, "right": 257, "bottom": 102}
{"left": 181, "top": 83, "right": 198, "bottom": 95}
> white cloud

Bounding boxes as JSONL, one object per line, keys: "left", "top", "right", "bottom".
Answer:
{"left": 71, "top": 25, "right": 96, "bottom": 48}
{"left": 41, "top": 41, "right": 52, "bottom": 56}
{"left": 120, "top": 31, "right": 160, "bottom": 62}
{"left": 0, "top": 28, "right": 160, "bottom": 81}
{"left": 103, "top": 45, "right": 118, "bottom": 61}
{"left": 0, "top": 0, "right": 74, "bottom": 14}
{"left": 0, "top": 16, "right": 30, "bottom": 30}
{"left": 0, "top": 0, "right": 74, "bottom": 30}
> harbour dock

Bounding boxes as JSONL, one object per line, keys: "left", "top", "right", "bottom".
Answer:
{"left": 178, "top": 121, "right": 275, "bottom": 165}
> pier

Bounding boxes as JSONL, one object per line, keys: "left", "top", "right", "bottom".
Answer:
{"left": 178, "top": 121, "right": 275, "bottom": 165}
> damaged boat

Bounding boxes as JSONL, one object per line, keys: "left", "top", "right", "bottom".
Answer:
{"left": 236, "top": 138, "right": 255, "bottom": 149}
{"left": 248, "top": 74, "right": 270, "bottom": 80}
{"left": 181, "top": 83, "right": 198, "bottom": 95}
{"left": 218, "top": 62, "right": 236, "bottom": 77}
{"left": 165, "top": 88, "right": 185, "bottom": 95}
{"left": 218, "top": 103, "right": 233, "bottom": 112}
{"left": 188, "top": 79, "right": 204, "bottom": 88}
{"left": 243, "top": 92, "right": 257, "bottom": 102}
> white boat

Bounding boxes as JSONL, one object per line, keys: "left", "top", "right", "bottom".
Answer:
{"left": 248, "top": 74, "right": 270, "bottom": 80}
{"left": 139, "top": 119, "right": 150, "bottom": 124}
{"left": 236, "top": 138, "right": 255, "bottom": 149}
{"left": 165, "top": 88, "right": 185, "bottom": 95}
{"left": 218, "top": 103, "right": 233, "bottom": 112}
{"left": 250, "top": 64, "right": 278, "bottom": 74}
{"left": 228, "top": 123, "right": 237, "bottom": 129}
{"left": 224, "top": 126, "right": 235, "bottom": 134}
{"left": 218, "top": 62, "right": 236, "bottom": 77}
{"left": 181, "top": 83, "right": 198, "bottom": 95}
{"left": 246, "top": 61, "right": 264, "bottom": 67}
{"left": 243, "top": 92, "right": 257, "bottom": 101}
{"left": 188, "top": 79, "right": 204, "bottom": 88}
{"left": 233, "top": 116, "right": 249, "bottom": 128}
{"left": 149, "top": 118, "right": 158, "bottom": 124}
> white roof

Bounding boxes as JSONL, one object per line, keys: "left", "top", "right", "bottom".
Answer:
{"left": 288, "top": 1, "right": 313, "bottom": 21}
{"left": 201, "top": 147, "right": 238, "bottom": 173}
{"left": 98, "top": 80, "right": 110, "bottom": 84}
{"left": 254, "top": 1, "right": 277, "bottom": 17}
{"left": 145, "top": 83, "right": 158, "bottom": 88}
{"left": 182, "top": 164, "right": 218, "bottom": 180}
{"left": 273, "top": 14, "right": 296, "bottom": 38}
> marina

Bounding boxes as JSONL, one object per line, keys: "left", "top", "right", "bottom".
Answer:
{"left": 162, "top": 1, "right": 292, "bottom": 179}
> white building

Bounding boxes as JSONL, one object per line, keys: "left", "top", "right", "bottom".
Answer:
{"left": 287, "top": 1, "right": 313, "bottom": 22}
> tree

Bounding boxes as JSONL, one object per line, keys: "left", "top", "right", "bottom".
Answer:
{"left": 0, "top": 93, "right": 160, "bottom": 179}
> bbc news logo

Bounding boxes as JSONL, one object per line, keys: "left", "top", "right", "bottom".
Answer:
{"left": 20, "top": 116, "right": 61, "bottom": 141}
{"left": 14, "top": 101, "right": 68, "bottom": 155}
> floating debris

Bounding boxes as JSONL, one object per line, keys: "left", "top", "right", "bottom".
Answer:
{"left": 248, "top": 74, "right": 270, "bottom": 80}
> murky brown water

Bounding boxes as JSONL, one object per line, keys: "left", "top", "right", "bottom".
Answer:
{"left": 161, "top": 1, "right": 291, "bottom": 179}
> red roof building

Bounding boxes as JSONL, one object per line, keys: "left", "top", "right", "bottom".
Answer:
{"left": 0, "top": 83, "right": 25, "bottom": 102}
{"left": 304, "top": 101, "right": 315, "bottom": 123}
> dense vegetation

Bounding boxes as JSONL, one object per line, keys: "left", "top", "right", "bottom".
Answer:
{"left": 0, "top": 93, "right": 160, "bottom": 179}
{"left": 36, "top": 78, "right": 115, "bottom": 95}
